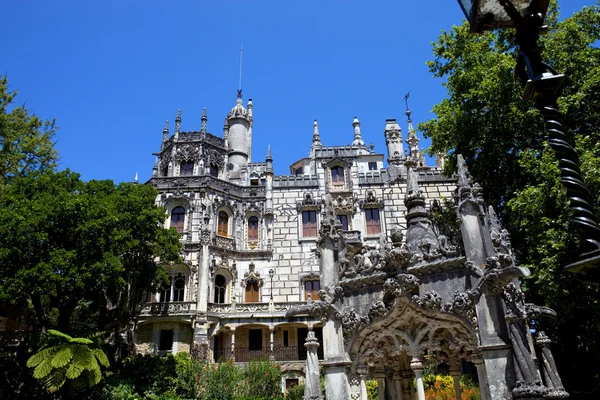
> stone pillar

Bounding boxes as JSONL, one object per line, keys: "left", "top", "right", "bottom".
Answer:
{"left": 357, "top": 366, "right": 369, "bottom": 400}
{"left": 393, "top": 372, "right": 404, "bottom": 400}
{"left": 536, "top": 332, "right": 569, "bottom": 399}
{"left": 269, "top": 327, "right": 275, "bottom": 361}
{"left": 449, "top": 361, "right": 463, "bottom": 400}
{"left": 304, "top": 331, "right": 323, "bottom": 400}
{"left": 472, "top": 353, "right": 492, "bottom": 400}
{"left": 192, "top": 231, "right": 211, "bottom": 362}
{"left": 410, "top": 357, "right": 425, "bottom": 400}
{"left": 400, "top": 370, "right": 415, "bottom": 400}
{"left": 374, "top": 370, "right": 385, "bottom": 400}
{"left": 230, "top": 329, "right": 236, "bottom": 361}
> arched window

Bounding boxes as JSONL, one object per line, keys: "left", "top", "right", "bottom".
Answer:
{"left": 159, "top": 273, "right": 186, "bottom": 302}
{"left": 209, "top": 164, "right": 219, "bottom": 177}
{"left": 217, "top": 211, "right": 229, "bottom": 237}
{"left": 248, "top": 216, "right": 259, "bottom": 242}
{"left": 173, "top": 274, "right": 185, "bottom": 301}
{"left": 171, "top": 207, "right": 186, "bottom": 233}
{"left": 214, "top": 274, "right": 227, "bottom": 303}
{"left": 304, "top": 280, "right": 320, "bottom": 301}
{"left": 331, "top": 166, "right": 345, "bottom": 184}
{"left": 336, "top": 214, "right": 349, "bottom": 231}
{"left": 245, "top": 281, "right": 259, "bottom": 302}
{"left": 365, "top": 208, "right": 381, "bottom": 235}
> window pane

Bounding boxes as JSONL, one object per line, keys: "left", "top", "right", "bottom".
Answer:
{"left": 171, "top": 207, "right": 186, "bottom": 233}
{"left": 337, "top": 215, "right": 349, "bottom": 230}
{"left": 209, "top": 165, "right": 218, "bottom": 177}
{"left": 180, "top": 161, "right": 194, "bottom": 176}
{"left": 218, "top": 211, "right": 229, "bottom": 237}
{"left": 248, "top": 216, "right": 259, "bottom": 241}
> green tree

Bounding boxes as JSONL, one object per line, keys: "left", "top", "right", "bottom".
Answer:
{"left": 0, "top": 75, "right": 58, "bottom": 185}
{"left": 421, "top": 1, "right": 600, "bottom": 395}
{"left": 27, "top": 329, "right": 109, "bottom": 394}
{"left": 0, "top": 170, "right": 181, "bottom": 336}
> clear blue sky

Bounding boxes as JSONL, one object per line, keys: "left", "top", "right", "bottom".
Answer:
{"left": 2, "top": 0, "right": 594, "bottom": 183}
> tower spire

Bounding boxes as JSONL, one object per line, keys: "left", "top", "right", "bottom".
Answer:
{"left": 174, "top": 109, "right": 181, "bottom": 140}
{"left": 201, "top": 108, "right": 207, "bottom": 134}
{"left": 310, "top": 119, "right": 322, "bottom": 157}
{"left": 404, "top": 92, "right": 424, "bottom": 167}
{"left": 352, "top": 116, "right": 366, "bottom": 149}
{"left": 238, "top": 43, "right": 243, "bottom": 95}
{"left": 162, "top": 120, "right": 169, "bottom": 147}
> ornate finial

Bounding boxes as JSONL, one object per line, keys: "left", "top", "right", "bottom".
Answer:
{"left": 311, "top": 120, "right": 322, "bottom": 152}
{"left": 134, "top": 172, "right": 139, "bottom": 184}
{"left": 369, "top": 142, "right": 375, "bottom": 153}
{"left": 174, "top": 109, "right": 182, "bottom": 139}
{"left": 404, "top": 91, "right": 412, "bottom": 124}
{"left": 162, "top": 120, "right": 169, "bottom": 144}
{"left": 266, "top": 145, "right": 272, "bottom": 162}
{"left": 352, "top": 116, "right": 366, "bottom": 147}
{"left": 201, "top": 108, "right": 207, "bottom": 134}
{"left": 403, "top": 92, "right": 421, "bottom": 166}
{"left": 237, "top": 89, "right": 243, "bottom": 100}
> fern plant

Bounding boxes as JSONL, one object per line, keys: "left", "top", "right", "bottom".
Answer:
{"left": 27, "top": 329, "right": 110, "bottom": 393}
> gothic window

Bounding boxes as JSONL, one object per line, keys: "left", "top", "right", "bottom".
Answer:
{"left": 180, "top": 161, "right": 194, "bottom": 176}
{"left": 302, "top": 210, "right": 317, "bottom": 238}
{"left": 368, "top": 162, "right": 377, "bottom": 171}
{"left": 209, "top": 164, "right": 219, "bottom": 177}
{"left": 245, "top": 280, "right": 259, "bottom": 302}
{"left": 217, "top": 211, "right": 229, "bottom": 237}
{"left": 214, "top": 274, "right": 227, "bottom": 303}
{"left": 336, "top": 214, "right": 349, "bottom": 231}
{"left": 331, "top": 166, "right": 345, "bottom": 184}
{"left": 159, "top": 273, "right": 186, "bottom": 302}
{"left": 170, "top": 206, "right": 186, "bottom": 233}
{"left": 248, "top": 216, "right": 259, "bottom": 242}
{"left": 365, "top": 208, "right": 381, "bottom": 235}
{"left": 304, "top": 279, "right": 320, "bottom": 301}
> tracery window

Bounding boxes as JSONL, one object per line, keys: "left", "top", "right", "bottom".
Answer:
{"left": 302, "top": 210, "right": 317, "bottom": 237}
{"left": 170, "top": 206, "right": 186, "bottom": 233}
{"left": 217, "top": 211, "right": 229, "bottom": 237}
{"left": 214, "top": 274, "right": 227, "bottom": 304}
{"left": 159, "top": 273, "right": 186, "bottom": 302}
{"left": 365, "top": 208, "right": 381, "bottom": 235}
{"left": 209, "top": 164, "right": 219, "bottom": 178}
{"left": 180, "top": 161, "right": 194, "bottom": 176}
{"left": 304, "top": 279, "right": 320, "bottom": 301}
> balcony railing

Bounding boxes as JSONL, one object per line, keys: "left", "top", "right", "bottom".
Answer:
{"left": 342, "top": 230, "right": 362, "bottom": 244}
{"left": 138, "top": 301, "right": 197, "bottom": 316}
{"left": 214, "top": 346, "right": 323, "bottom": 362}
{"left": 207, "top": 301, "right": 307, "bottom": 315}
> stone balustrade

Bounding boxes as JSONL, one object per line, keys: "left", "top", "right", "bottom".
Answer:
{"left": 138, "top": 301, "right": 197, "bottom": 316}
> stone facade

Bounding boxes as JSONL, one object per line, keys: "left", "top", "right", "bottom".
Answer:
{"left": 134, "top": 94, "right": 567, "bottom": 399}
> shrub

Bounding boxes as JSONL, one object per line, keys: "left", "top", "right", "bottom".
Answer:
{"left": 238, "top": 359, "right": 283, "bottom": 399}
{"left": 197, "top": 359, "right": 241, "bottom": 400}
{"left": 285, "top": 384, "right": 304, "bottom": 400}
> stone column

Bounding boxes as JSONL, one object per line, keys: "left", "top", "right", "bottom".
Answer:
{"left": 192, "top": 231, "right": 211, "bottom": 362}
{"left": 393, "top": 372, "right": 404, "bottom": 400}
{"left": 304, "top": 331, "right": 323, "bottom": 400}
{"left": 357, "top": 366, "right": 369, "bottom": 400}
{"left": 374, "top": 370, "right": 385, "bottom": 400}
{"left": 449, "top": 361, "right": 463, "bottom": 400}
{"left": 269, "top": 327, "right": 275, "bottom": 361}
{"left": 536, "top": 332, "right": 569, "bottom": 398}
{"left": 410, "top": 357, "right": 425, "bottom": 400}
{"left": 471, "top": 353, "right": 491, "bottom": 400}
{"left": 230, "top": 328, "right": 236, "bottom": 361}
{"left": 400, "top": 370, "right": 415, "bottom": 400}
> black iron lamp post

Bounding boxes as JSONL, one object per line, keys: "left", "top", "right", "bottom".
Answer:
{"left": 456, "top": 0, "right": 600, "bottom": 283}
{"left": 268, "top": 268, "right": 275, "bottom": 301}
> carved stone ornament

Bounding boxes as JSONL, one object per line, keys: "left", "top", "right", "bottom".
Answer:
{"left": 332, "top": 194, "right": 356, "bottom": 214}
{"left": 341, "top": 308, "right": 369, "bottom": 345}
{"left": 412, "top": 290, "right": 442, "bottom": 310}
{"left": 359, "top": 190, "right": 384, "bottom": 209}
{"left": 296, "top": 192, "right": 320, "bottom": 212}
{"left": 174, "top": 143, "right": 200, "bottom": 162}
{"left": 202, "top": 145, "right": 226, "bottom": 167}
{"left": 367, "top": 301, "right": 389, "bottom": 321}
{"left": 243, "top": 269, "right": 264, "bottom": 288}
{"left": 382, "top": 274, "right": 420, "bottom": 299}
{"left": 211, "top": 256, "right": 238, "bottom": 280}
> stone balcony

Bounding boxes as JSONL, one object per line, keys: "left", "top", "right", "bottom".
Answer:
{"left": 342, "top": 230, "right": 362, "bottom": 245}
{"left": 138, "top": 301, "right": 197, "bottom": 317}
{"left": 208, "top": 301, "right": 307, "bottom": 316}
{"left": 214, "top": 345, "right": 323, "bottom": 363}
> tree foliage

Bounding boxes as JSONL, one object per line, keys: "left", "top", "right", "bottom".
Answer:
{"left": 420, "top": 1, "right": 600, "bottom": 395}
{"left": 27, "top": 329, "right": 109, "bottom": 393}
{"left": 0, "top": 75, "right": 58, "bottom": 185}
{"left": 0, "top": 170, "right": 181, "bottom": 335}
